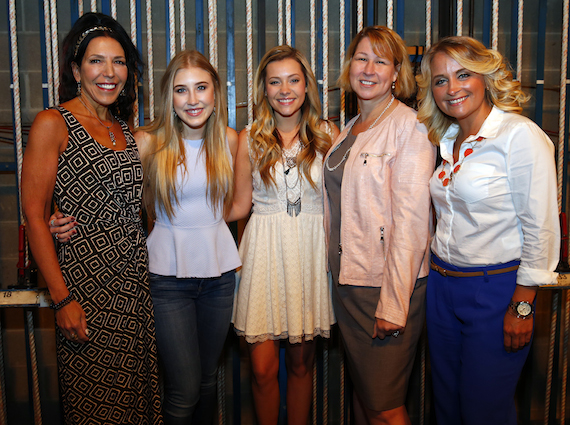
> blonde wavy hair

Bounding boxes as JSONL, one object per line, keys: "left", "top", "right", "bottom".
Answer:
{"left": 338, "top": 26, "right": 415, "bottom": 99}
{"left": 140, "top": 50, "right": 233, "bottom": 220}
{"left": 417, "top": 36, "right": 530, "bottom": 146}
{"left": 250, "top": 45, "right": 332, "bottom": 189}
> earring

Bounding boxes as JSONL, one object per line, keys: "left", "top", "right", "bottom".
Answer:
{"left": 120, "top": 88, "right": 126, "bottom": 96}
{"left": 391, "top": 81, "right": 396, "bottom": 91}
{"left": 77, "top": 82, "right": 81, "bottom": 96}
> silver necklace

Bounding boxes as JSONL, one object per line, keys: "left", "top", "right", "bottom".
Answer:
{"left": 78, "top": 96, "right": 117, "bottom": 146}
{"left": 325, "top": 95, "right": 395, "bottom": 172}
{"left": 283, "top": 141, "right": 302, "bottom": 217}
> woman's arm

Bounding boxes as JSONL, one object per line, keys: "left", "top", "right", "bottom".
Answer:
{"left": 503, "top": 121, "right": 560, "bottom": 352}
{"left": 374, "top": 118, "right": 436, "bottom": 338}
{"left": 22, "top": 109, "right": 89, "bottom": 343}
{"left": 226, "top": 129, "right": 254, "bottom": 222}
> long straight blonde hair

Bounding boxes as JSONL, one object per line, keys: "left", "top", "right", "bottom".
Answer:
{"left": 250, "top": 45, "right": 332, "bottom": 189}
{"left": 140, "top": 50, "right": 233, "bottom": 220}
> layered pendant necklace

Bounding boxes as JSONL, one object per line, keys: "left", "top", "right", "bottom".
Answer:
{"left": 282, "top": 141, "right": 303, "bottom": 217}
{"left": 78, "top": 96, "right": 117, "bottom": 146}
{"left": 438, "top": 136, "right": 484, "bottom": 187}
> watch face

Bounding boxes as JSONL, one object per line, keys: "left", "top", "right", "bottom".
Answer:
{"left": 516, "top": 302, "right": 532, "bottom": 316}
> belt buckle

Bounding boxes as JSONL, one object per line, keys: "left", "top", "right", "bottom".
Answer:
{"left": 440, "top": 267, "right": 447, "bottom": 277}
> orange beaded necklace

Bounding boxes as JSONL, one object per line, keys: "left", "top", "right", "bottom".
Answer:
{"left": 438, "top": 136, "right": 485, "bottom": 187}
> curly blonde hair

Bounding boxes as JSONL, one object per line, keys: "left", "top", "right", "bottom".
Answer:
{"left": 140, "top": 50, "right": 233, "bottom": 220}
{"left": 337, "top": 26, "right": 415, "bottom": 99}
{"left": 417, "top": 36, "right": 530, "bottom": 146}
{"left": 250, "top": 45, "right": 332, "bottom": 189}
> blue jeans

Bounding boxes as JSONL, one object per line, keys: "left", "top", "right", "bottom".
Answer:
{"left": 150, "top": 270, "right": 236, "bottom": 425}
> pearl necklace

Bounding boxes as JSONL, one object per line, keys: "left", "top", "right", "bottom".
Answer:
{"left": 325, "top": 95, "right": 394, "bottom": 172}
{"left": 78, "top": 96, "right": 117, "bottom": 146}
{"left": 437, "top": 136, "right": 484, "bottom": 187}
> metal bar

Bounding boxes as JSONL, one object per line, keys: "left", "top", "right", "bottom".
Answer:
{"left": 482, "top": 0, "right": 491, "bottom": 47}
{"left": 534, "top": 0, "right": 547, "bottom": 126}
{"left": 227, "top": 0, "right": 237, "bottom": 130}
{"left": 396, "top": 0, "right": 404, "bottom": 37}
{"left": 196, "top": 0, "right": 204, "bottom": 53}
{"left": 0, "top": 289, "right": 52, "bottom": 308}
{"left": 510, "top": 0, "right": 518, "bottom": 72}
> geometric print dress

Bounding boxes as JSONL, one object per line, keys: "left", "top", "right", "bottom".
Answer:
{"left": 53, "top": 107, "right": 163, "bottom": 425}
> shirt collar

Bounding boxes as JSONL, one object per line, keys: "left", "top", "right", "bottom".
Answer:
{"left": 439, "top": 105, "right": 504, "bottom": 161}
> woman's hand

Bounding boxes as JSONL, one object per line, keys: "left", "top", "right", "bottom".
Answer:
{"left": 503, "top": 311, "right": 533, "bottom": 353}
{"left": 55, "top": 300, "right": 90, "bottom": 343}
{"left": 503, "top": 284, "right": 537, "bottom": 353}
{"left": 373, "top": 318, "right": 404, "bottom": 340}
{"left": 49, "top": 211, "right": 77, "bottom": 243}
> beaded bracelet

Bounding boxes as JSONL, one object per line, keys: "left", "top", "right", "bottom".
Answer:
{"left": 50, "top": 291, "right": 75, "bottom": 310}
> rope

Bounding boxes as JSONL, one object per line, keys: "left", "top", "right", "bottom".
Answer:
{"left": 340, "top": 347, "right": 345, "bottom": 425}
{"left": 146, "top": 0, "right": 155, "bottom": 122}
{"left": 357, "top": 0, "right": 363, "bottom": 32}
{"left": 559, "top": 0, "right": 568, "bottom": 213}
{"left": 169, "top": 0, "right": 176, "bottom": 61}
{"left": 91, "top": 0, "right": 96, "bottom": 12}
{"left": 286, "top": 0, "right": 292, "bottom": 46}
{"left": 323, "top": 0, "right": 329, "bottom": 119}
{"left": 517, "top": 0, "right": 523, "bottom": 80}
{"left": 426, "top": 0, "right": 432, "bottom": 50}
{"left": 50, "top": 0, "right": 59, "bottom": 105}
{"left": 246, "top": 0, "right": 254, "bottom": 124}
{"left": 25, "top": 311, "right": 42, "bottom": 424}
{"left": 562, "top": 290, "right": 570, "bottom": 424}
{"left": 340, "top": 0, "right": 345, "bottom": 129}
{"left": 208, "top": 0, "right": 218, "bottom": 69}
{"left": 180, "top": 0, "right": 186, "bottom": 51}
{"left": 78, "top": 0, "right": 83, "bottom": 16}
{"left": 312, "top": 359, "right": 317, "bottom": 425}
{"left": 387, "top": 0, "right": 394, "bottom": 29}
{"left": 0, "top": 315, "right": 7, "bottom": 425}
{"left": 544, "top": 291, "right": 559, "bottom": 425}
{"left": 217, "top": 363, "right": 226, "bottom": 425}
{"left": 420, "top": 331, "right": 426, "bottom": 425}
{"left": 492, "top": 0, "right": 499, "bottom": 50}
{"left": 43, "top": 0, "right": 54, "bottom": 107}
{"left": 278, "top": 0, "right": 284, "bottom": 46}
{"left": 310, "top": 0, "right": 316, "bottom": 73}
{"left": 323, "top": 342, "right": 329, "bottom": 425}
{"left": 457, "top": 0, "right": 463, "bottom": 36}
{"left": 111, "top": 0, "right": 117, "bottom": 19}
{"left": 129, "top": 0, "right": 139, "bottom": 128}
{"left": 9, "top": 0, "right": 24, "bottom": 228}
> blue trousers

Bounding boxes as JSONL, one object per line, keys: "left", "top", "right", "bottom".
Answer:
{"left": 426, "top": 255, "right": 530, "bottom": 425}
{"left": 150, "top": 270, "right": 235, "bottom": 425}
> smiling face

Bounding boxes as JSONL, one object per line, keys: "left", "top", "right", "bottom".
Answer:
{"left": 172, "top": 66, "right": 215, "bottom": 139}
{"left": 430, "top": 52, "right": 492, "bottom": 132}
{"left": 73, "top": 36, "right": 128, "bottom": 109}
{"left": 264, "top": 58, "right": 307, "bottom": 122}
{"left": 349, "top": 37, "right": 398, "bottom": 104}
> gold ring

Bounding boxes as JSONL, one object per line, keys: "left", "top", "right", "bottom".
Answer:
{"left": 50, "top": 219, "right": 56, "bottom": 227}
{"left": 70, "top": 333, "right": 78, "bottom": 340}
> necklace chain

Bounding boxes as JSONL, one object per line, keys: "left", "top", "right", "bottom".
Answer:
{"left": 325, "top": 95, "right": 395, "bottom": 172}
{"left": 78, "top": 96, "right": 117, "bottom": 146}
{"left": 282, "top": 141, "right": 302, "bottom": 217}
{"left": 438, "top": 136, "right": 485, "bottom": 187}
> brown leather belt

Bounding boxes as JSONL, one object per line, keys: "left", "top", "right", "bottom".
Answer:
{"left": 430, "top": 261, "right": 519, "bottom": 278}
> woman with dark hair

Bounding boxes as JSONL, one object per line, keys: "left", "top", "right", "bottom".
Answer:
{"left": 21, "top": 13, "right": 161, "bottom": 424}
{"left": 325, "top": 26, "right": 435, "bottom": 424}
{"left": 417, "top": 36, "right": 559, "bottom": 425}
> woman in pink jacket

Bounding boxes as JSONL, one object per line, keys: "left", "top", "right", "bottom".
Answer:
{"left": 323, "top": 26, "right": 435, "bottom": 424}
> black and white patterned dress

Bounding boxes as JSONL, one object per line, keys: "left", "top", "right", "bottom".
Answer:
{"left": 53, "top": 107, "right": 162, "bottom": 425}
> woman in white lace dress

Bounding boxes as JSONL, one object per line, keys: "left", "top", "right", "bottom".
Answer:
{"left": 229, "top": 45, "right": 339, "bottom": 425}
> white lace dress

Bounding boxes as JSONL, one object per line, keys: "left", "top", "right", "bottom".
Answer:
{"left": 232, "top": 136, "right": 335, "bottom": 344}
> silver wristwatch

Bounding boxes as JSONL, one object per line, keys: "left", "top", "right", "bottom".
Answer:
{"left": 508, "top": 301, "right": 534, "bottom": 319}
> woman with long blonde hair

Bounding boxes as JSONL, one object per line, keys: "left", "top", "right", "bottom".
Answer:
{"left": 230, "top": 45, "right": 339, "bottom": 425}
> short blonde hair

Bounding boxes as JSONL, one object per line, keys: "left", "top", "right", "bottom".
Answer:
{"left": 338, "top": 26, "right": 415, "bottom": 99}
{"left": 417, "top": 36, "right": 529, "bottom": 146}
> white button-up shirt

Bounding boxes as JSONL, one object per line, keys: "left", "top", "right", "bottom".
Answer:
{"left": 430, "top": 106, "right": 559, "bottom": 286}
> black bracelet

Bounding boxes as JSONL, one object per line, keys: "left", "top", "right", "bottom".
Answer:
{"left": 50, "top": 291, "right": 75, "bottom": 310}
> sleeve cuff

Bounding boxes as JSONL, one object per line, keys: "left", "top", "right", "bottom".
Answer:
{"left": 516, "top": 265, "right": 559, "bottom": 286}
